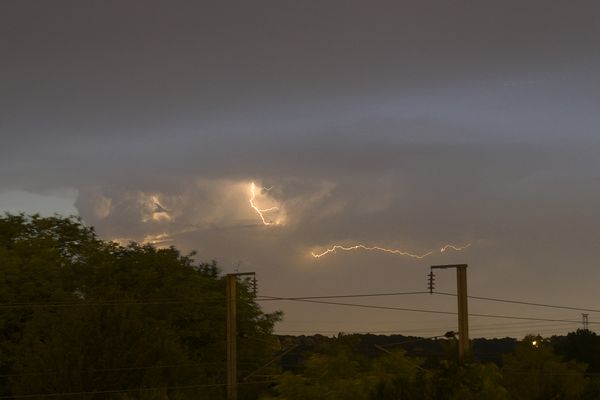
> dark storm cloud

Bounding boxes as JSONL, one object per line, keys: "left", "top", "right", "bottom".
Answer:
{"left": 2, "top": 0, "right": 599, "bottom": 186}
{"left": 2, "top": 1, "right": 600, "bottom": 335}
{"left": 2, "top": 0, "right": 599, "bottom": 147}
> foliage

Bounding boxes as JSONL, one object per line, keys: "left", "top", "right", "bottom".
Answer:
{"left": 428, "top": 360, "right": 509, "bottom": 400}
{"left": 554, "top": 329, "right": 600, "bottom": 373}
{"left": 364, "top": 348, "right": 429, "bottom": 400}
{"left": 502, "top": 335, "right": 588, "bottom": 400}
{"left": 0, "top": 214, "right": 281, "bottom": 399}
{"left": 264, "top": 333, "right": 599, "bottom": 400}
{"left": 264, "top": 335, "right": 428, "bottom": 400}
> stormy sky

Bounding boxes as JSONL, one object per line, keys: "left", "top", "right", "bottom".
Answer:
{"left": 2, "top": 1, "right": 600, "bottom": 337}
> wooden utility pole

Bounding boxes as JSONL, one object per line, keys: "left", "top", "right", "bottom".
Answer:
{"left": 226, "top": 274, "right": 237, "bottom": 400}
{"left": 226, "top": 272, "right": 256, "bottom": 400}
{"left": 456, "top": 265, "right": 469, "bottom": 360}
{"left": 430, "top": 264, "right": 470, "bottom": 361}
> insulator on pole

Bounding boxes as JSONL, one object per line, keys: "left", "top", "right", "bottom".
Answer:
{"left": 428, "top": 271, "right": 435, "bottom": 294}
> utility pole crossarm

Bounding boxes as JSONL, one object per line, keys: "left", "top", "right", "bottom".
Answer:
{"left": 431, "top": 264, "right": 468, "bottom": 270}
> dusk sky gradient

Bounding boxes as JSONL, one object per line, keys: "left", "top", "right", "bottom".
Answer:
{"left": 2, "top": 1, "right": 600, "bottom": 337}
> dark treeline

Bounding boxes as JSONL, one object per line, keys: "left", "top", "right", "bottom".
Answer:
{"left": 277, "top": 334, "right": 519, "bottom": 368}
{"left": 272, "top": 332, "right": 600, "bottom": 399}
{"left": 1, "top": 214, "right": 599, "bottom": 399}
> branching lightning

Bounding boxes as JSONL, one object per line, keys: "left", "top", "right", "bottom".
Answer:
{"left": 311, "top": 245, "right": 432, "bottom": 259}
{"left": 440, "top": 243, "right": 471, "bottom": 252}
{"left": 311, "top": 242, "right": 472, "bottom": 260}
{"left": 249, "top": 182, "right": 280, "bottom": 226}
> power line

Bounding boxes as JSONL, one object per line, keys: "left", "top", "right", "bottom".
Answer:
{"left": 379, "top": 335, "right": 447, "bottom": 347}
{"left": 274, "top": 321, "right": 581, "bottom": 336}
{"left": 260, "top": 296, "right": 600, "bottom": 325}
{"left": 435, "top": 292, "right": 600, "bottom": 313}
{"left": 243, "top": 345, "right": 299, "bottom": 381}
{"left": 0, "top": 363, "right": 219, "bottom": 379}
{"left": 503, "top": 369, "right": 600, "bottom": 377}
{"left": 259, "top": 295, "right": 458, "bottom": 315}
{"left": 275, "top": 328, "right": 445, "bottom": 335}
{"left": 0, "top": 380, "right": 278, "bottom": 399}
{"left": 280, "top": 318, "right": 576, "bottom": 330}
{"left": 4, "top": 289, "right": 597, "bottom": 315}
{"left": 0, "top": 297, "right": 229, "bottom": 309}
{"left": 469, "top": 320, "right": 577, "bottom": 329}
{"left": 477, "top": 321, "right": 585, "bottom": 333}
{"left": 0, "top": 360, "right": 267, "bottom": 379}
{"left": 258, "top": 290, "right": 600, "bottom": 315}
{"left": 256, "top": 291, "right": 429, "bottom": 301}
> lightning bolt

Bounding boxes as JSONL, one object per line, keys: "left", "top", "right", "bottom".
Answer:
{"left": 311, "top": 245, "right": 433, "bottom": 259}
{"left": 440, "top": 243, "right": 471, "bottom": 252}
{"left": 311, "top": 242, "right": 472, "bottom": 259}
{"left": 249, "top": 182, "right": 280, "bottom": 226}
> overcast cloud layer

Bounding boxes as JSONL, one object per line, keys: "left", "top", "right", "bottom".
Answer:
{"left": 2, "top": 1, "right": 600, "bottom": 337}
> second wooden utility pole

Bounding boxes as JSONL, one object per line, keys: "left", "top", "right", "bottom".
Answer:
{"left": 456, "top": 265, "right": 469, "bottom": 360}
{"left": 430, "top": 264, "right": 470, "bottom": 361}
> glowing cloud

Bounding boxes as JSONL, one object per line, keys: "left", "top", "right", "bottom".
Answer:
{"left": 150, "top": 195, "right": 171, "bottom": 222}
{"left": 249, "top": 182, "right": 280, "bottom": 226}
{"left": 138, "top": 194, "right": 172, "bottom": 223}
{"left": 142, "top": 232, "right": 173, "bottom": 246}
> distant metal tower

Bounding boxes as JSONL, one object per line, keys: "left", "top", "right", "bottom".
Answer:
{"left": 582, "top": 313, "right": 589, "bottom": 331}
